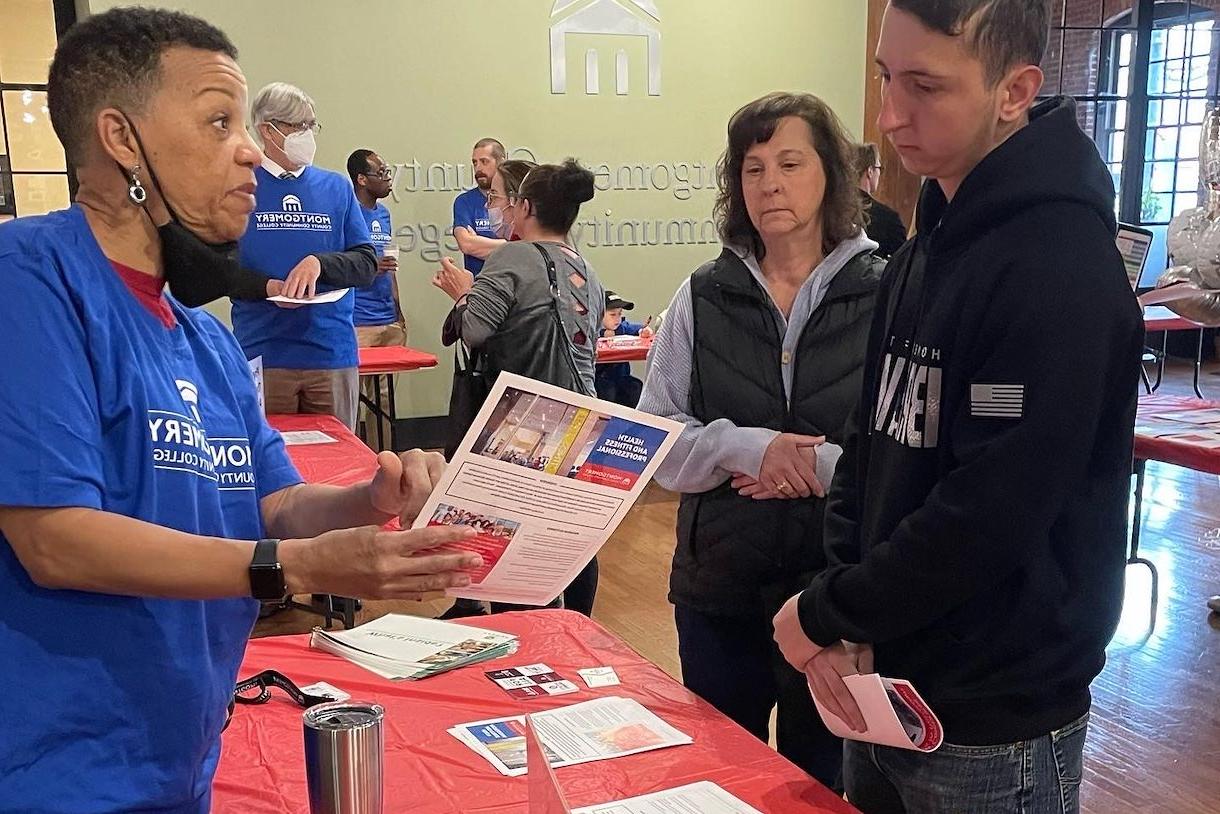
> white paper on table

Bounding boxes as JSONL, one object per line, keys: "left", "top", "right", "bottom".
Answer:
{"left": 573, "top": 781, "right": 764, "bottom": 814}
{"left": 448, "top": 695, "right": 692, "bottom": 777}
{"left": 279, "top": 430, "right": 338, "bottom": 446}
{"left": 577, "top": 667, "right": 620, "bottom": 688}
{"left": 810, "top": 673, "right": 943, "bottom": 752}
{"left": 411, "top": 372, "right": 682, "bottom": 607}
{"left": 267, "top": 287, "right": 350, "bottom": 305}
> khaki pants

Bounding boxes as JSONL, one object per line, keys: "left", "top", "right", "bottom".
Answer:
{"left": 356, "top": 322, "right": 407, "bottom": 450}
{"left": 264, "top": 367, "right": 359, "bottom": 430}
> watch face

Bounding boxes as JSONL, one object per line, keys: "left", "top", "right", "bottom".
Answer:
{"left": 250, "top": 540, "right": 286, "bottom": 600}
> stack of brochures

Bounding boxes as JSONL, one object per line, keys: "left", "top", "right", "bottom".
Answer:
{"left": 309, "top": 614, "right": 518, "bottom": 681}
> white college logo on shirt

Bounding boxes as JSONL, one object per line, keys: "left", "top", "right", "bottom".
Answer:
{"left": 254, "top": 193, "right": 333, "bottom": 232}
{"left": 176, "top": 378, "right": 202, "bottom": 423}
{"left": 145, "top": 378, "right": 257, "bottom": 491}
{"left": 370, "top": 220, "right": 382, "bottom": 233}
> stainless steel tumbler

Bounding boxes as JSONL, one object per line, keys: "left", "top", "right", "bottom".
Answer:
{"left": 303, "top": 701, "right": 385, "bottom": 814}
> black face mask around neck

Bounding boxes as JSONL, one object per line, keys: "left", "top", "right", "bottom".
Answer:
{"left": 120, "top": 117, "right": 249, "bottom": 308}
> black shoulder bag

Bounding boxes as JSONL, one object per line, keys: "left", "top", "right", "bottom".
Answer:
{"left": 532, "top": 242, "right": 593, "bottom": 397}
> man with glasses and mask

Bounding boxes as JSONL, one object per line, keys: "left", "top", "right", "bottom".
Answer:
{"left": 348, "top": 148, "right": 406, "bottom": 449}
{"left": 452, "top": 137, "right": 506, "bottom": 274}
{"left": 232, "top": 82, "right": 377, "bottom": 430}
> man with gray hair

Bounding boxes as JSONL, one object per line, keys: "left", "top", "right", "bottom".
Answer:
{"left": 452, "top": 137, "right": 506, "bottom": 274}
{"left": 233, "top": 81, "right": 377, "bottom": 429}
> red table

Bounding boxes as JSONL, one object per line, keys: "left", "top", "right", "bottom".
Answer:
{"left": 357, "top": 346, "right": 439, "bottom": 450}
{"left": 1129, "top": 394, "right": 1220, "bottom": 629}
{"left": 214, "top": 610, "right": 856, "bottom": 814}
{"left": 267, "top": 413, "right": 379, "bottom": 488}
{"left": 596, "top": 335, "right": 653, "bottom": 364}
{"left": 1142, "top": 305, "right": 1206, "bottom": 397}
{"left": 267, "top": 414, "right": 388, "bottom": 627}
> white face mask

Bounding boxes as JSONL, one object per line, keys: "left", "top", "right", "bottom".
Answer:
{"left": 272, "top": 124, "right": 317, "bottom": 168}
{"left": 488, "top": 200, "right": 518, "bottom": 238}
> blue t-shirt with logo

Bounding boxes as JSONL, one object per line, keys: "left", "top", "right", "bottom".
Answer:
{"left": 452, "top": 186, "right": 497, "bottom": 273}
{"left": 233, "top": 165, "right": 371, "bottom": 369}
{"left": 0, "top": 205, "right": 302, "bottom": 813}
{"left": 353, "top": 201, "right": 397, "bottom": 326}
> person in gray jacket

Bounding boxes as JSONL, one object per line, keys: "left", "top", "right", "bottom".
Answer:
{"left": 434, "top": 158, "right": 605, "bottom": 614}
{"left": 637, "top": 92, "right": 883, "bottom": 788}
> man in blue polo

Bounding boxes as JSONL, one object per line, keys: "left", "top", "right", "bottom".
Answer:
{"left": 348, "top": 148, "right": 405, "bottom": 448}
{"left": 233, "top": 82, "right": 376, "bottom": 430}
{"left": 451, "top": 137, "right": 504, "bottom": 274}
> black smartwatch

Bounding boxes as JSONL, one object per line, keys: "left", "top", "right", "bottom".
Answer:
{"left": 248, "top": 538, "right": 287, "bottom": 601}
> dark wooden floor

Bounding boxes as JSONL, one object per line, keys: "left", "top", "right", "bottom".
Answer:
{"left": 256, "top": 360, "right": 1220, "bottom": 814}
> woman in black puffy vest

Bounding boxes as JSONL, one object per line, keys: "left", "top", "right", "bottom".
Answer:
{"left": 637, "top": 92, "right": 884, "bottom": 788}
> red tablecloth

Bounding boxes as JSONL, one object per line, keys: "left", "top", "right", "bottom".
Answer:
{"left": 213, "top": 611, "right": 855, "bottom": 814}
{"left": 1136, "top": 394, "right": 1220, "bottom": 474}
{"left": 1143, "top": 305, "right": 1204, "bottom": 333}
{"left": 268, "top": 413, "right": 379, "bottom": 487}
{"left": 358, "top": 346, "right": 439, "bottom": 375}
{"left": 596, "top": 335, "right": 653, "bottom": 364}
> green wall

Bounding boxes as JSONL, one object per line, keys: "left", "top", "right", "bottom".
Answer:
{"left": 85, "top": 0, "right": 867, "bottom": 417}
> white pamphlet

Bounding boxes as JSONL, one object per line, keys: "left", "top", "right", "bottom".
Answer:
{"left": 412, "top": 373, "right": 682, "bottom": 607}
{"left": 310, "top": 614, "right": 517, "bottom": 680}
{"left": 268, "top": 287, "right": 350, "bottom": 305}
{"left": 448, "top": 695, "right": 692, "bottom": 777}
{"left": 810, "top": 673, "right": 943, "bottom": 752}
{"left": 573, "top": 781, "right": 765, "bottom": 814}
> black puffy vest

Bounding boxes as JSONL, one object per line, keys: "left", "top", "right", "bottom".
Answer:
{"left": 669, "top": 248, "right": 882, "bottom": 617}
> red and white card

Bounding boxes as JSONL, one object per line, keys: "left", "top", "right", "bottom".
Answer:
{"left": 809, "top": 673, "right": 943, "bottom": 752}
{"left": 486, "top": 664, "right": 580, "bottom": 700}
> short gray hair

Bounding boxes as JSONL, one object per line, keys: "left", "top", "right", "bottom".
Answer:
{"left": 251, "top": 81, "right": 316, "bottom": 132}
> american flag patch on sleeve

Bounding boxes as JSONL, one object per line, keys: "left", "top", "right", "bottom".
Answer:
{"left": 970, "top": 383, "right": 1025, "bottom": 419}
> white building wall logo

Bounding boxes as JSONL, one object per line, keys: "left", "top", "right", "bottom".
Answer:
{"left": 282, "top": 194, "right": 303, "bottom": 212}
{"left": 550, "top": 0, "right": 661, "bottom": 96}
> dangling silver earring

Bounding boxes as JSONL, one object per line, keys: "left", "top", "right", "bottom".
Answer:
{"left": 128, "top": 165, "right": 147, "bottom": 206}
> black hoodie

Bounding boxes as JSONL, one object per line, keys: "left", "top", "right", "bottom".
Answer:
{"left": 797, "top": 97, "right": 1144, "bottom": 745}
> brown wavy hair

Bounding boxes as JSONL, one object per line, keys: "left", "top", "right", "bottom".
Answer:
{"left": 714, "top": 92, "right": 863, "bottom": 260}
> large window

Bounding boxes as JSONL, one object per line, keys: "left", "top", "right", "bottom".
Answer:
{"left": 0, "top": 0, "right": 75, "bottom": 222}
{"left": 1044, "top": 1, "right": 1220, "bottom": 281}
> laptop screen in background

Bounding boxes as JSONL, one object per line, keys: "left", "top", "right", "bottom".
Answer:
{"left": 1117, "top": 225, "right": 1153, "bottom": 290}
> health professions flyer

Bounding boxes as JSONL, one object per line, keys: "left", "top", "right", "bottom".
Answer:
{"left": 412, "top": 373, "right": 682, "bottom": 607}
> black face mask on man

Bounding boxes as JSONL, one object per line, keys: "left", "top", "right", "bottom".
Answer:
{"left": 119, "top": 117, "right": 256, "bottom": 308}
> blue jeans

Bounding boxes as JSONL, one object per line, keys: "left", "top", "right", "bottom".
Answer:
{"left": 843, "top": 712, "right": 1089, "bottom": 814}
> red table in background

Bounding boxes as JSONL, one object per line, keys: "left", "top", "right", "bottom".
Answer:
{"left": 267, "top": 413, "right": 379, "bottom": 488}
{"left": 214, "top": 610, "right": 856, "bottom": 814}
{"left": 596, "top": 335, "right": 653, "bottom": 364}
{"left": 266, "top": 414, "right": 387, "bottom": 628}
{"left": 357, "top": 346, "right": 439, "bottom": 450}
{"left": 1142, "top": 305, "right": 1206, "bottom": 397}
{"left": 1129, "top": 394, "right": 1220, "bottom": 629}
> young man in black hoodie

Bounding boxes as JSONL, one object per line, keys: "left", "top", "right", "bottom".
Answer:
{"left": 772, "top": 1, "right": 1144, "bottom": 811}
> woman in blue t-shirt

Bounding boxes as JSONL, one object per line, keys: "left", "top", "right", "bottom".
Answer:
{"left": 0, "top": 10, "right": 481, "bottom": 813}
